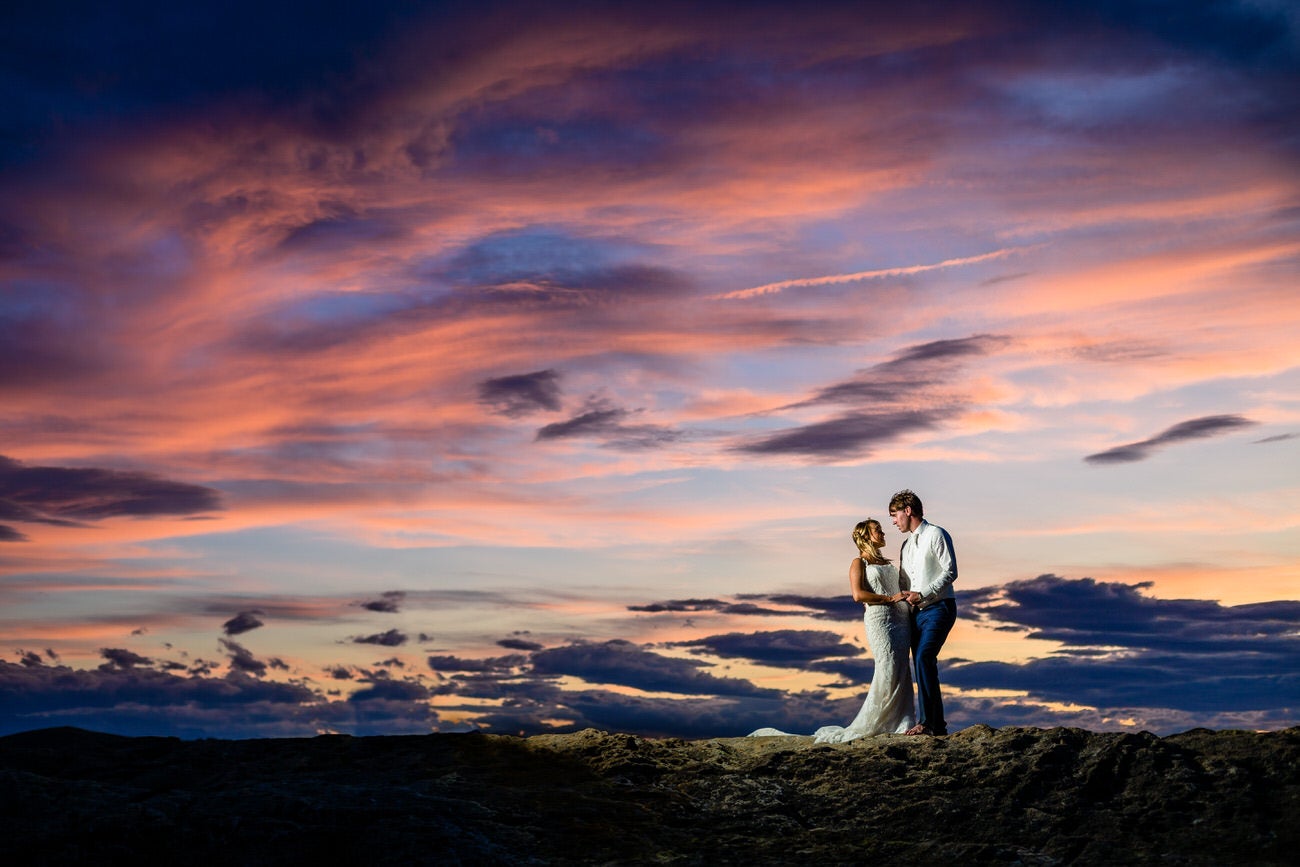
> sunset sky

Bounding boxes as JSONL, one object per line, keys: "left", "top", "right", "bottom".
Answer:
{"left": 1, "top": 0, "right": 1297, "bottom": 739}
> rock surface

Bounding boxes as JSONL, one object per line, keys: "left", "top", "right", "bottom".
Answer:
{"left": 1, "top": 725, "right": 1296, "bottom": 865}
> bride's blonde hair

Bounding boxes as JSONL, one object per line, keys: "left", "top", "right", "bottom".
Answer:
{"left": 852, "top": 518, "right": 891, "bottom": 565}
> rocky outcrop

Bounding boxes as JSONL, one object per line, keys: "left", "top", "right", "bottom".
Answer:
{"left": 1, "top": 725, "right": 1296, "bottom": 865}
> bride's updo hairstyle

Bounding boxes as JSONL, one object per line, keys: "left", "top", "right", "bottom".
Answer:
{"left": 852, "top": 518, "right": 891, "bottom": 565}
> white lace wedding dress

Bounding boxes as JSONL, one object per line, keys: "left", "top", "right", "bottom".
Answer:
{"left": 749, "top": 561, "right": 915, "bottom": 742}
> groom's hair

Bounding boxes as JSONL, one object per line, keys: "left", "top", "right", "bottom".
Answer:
{"left": 889, "top": 489, "right": 924, "bottom": 518}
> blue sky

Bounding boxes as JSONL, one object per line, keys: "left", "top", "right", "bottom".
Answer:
{"left": 1, "top": 0, "right": 1297, "bottom": 738}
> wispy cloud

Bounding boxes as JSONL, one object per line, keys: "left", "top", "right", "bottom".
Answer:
{"left": 736, "top": 410, "right": 941, "bottom": 459}
{"left": 734, "top": 334, "right": 1009, "bottom": 459}
{"left": 715, "top": 248, "right": 1031, "bottom": 300}
{"left": 478, "top": 369, "right": 564, "bottom": 417}
{"left": 535, "top": 400, "right": 681, "bottom": 450}
{"left": 1085, "top": 414, "right": 1259, "bottom": 464}
{"left": 0, "top": 455, "right": 221, "bottom": 538}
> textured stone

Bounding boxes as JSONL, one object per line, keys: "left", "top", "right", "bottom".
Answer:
{"left": 0, "top": 724, "right": 1295, "bottom": 865}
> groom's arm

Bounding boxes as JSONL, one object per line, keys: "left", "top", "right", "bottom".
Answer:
{"left": 913, "top": 526, "right": 957, "bottom": 602}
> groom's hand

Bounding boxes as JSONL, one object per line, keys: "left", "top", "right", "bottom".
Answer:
{"left": 901, "top": 591, "right": 922, "bottom": 606}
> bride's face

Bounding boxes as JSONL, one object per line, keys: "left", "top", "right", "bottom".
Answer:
{"left": 869, "top": 524, "right": 885, "bottom": 547}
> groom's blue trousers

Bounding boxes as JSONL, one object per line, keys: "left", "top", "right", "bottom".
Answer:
{"left": 912, "top": 598, "right": 956, "bottom": 735}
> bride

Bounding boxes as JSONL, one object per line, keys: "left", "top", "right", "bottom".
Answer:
{"left": 749, "top": 518, "right": 915, "bottom": 742}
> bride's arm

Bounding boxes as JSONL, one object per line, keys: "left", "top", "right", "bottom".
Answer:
{"left": 849, "top": 559, "right": 898, "bottom": 605}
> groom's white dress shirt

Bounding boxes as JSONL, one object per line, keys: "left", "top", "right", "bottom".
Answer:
{"left": 901, "top": 520, "right": 957, "bottom": 609}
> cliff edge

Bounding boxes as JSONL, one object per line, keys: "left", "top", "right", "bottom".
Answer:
{"left": 1, "top": 724, "right": 1296, "bottom": 864}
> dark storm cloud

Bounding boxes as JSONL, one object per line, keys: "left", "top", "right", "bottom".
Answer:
{"left": 806, "top": 656, "right": 876, "bottom": 686}
{"left": 348, "top": 678, "right": 429, "bottom": 703}
{"left": 627, "top": 597, "right": 791, "bottom": 616}
{"left": 497, "top": 637, "right": 544, "bottom": 651}
{"left": 535, "top": 400, "right": 681, "bottom": 449}
{"left": 353, "top": 629, "right": 408, "bottom": 647}
{"left": 222, "top": 610, "right": 265, "bottom": 636}
{"left": 0, "top": 657, "right": 329, "bottom": 737}
{"left": 427, "top": 654, "right": 527, "bottom": 673}
{"left": 525, "top": 686, "right": 852, "bottom": 738}
{"left": 0, "top": 525, "right": 27, "bottom": 542}
{"left": 99, "top": 648, "right": 153, "bottom": 670}
{"left": 673, "top": 630, "right": 861, "bottom": 667}
{"left": 0, "top": 455, "right": 221, "bottom": 531}
{"left": 361, "top": 591, "right": 405, "bottom": 613}
{"left": 758, "top": 593, "right": 865, "bottom": 621}
{"left": 219, "top": 638, "right": 268, "bottom": 676}
{"left": 717, "top": 602, "right": 792, "bottom": 616}
{"left": 473, "top": 688, "right": 857, "bottom": 740}
{"left": 631, "top": 593, "right": 863, "bottom": 621}
{"left": 430, "top": 673, "right": 564, "bottom": 705}
{"left": 604, "top": 577, "right": 1300, "bottom": 727}
{"left": 949, "top": 575, "right": 1300, "bottom": 713}
{"left": 478, "top": 369, "right": 564, "bottom": 417}
{"left": 628, "top": 598, "right": 729, "bottom": 613}
{"left": 1085, "top": 414, "right": 1259, "bottom": 464}
{"left": 966, "top": 574, "right": 1300, "bottom": 653}
{"left": 530, "top": 640, "right": 778, "bottom": 698}
{"left": 948, "top": 654, "right": 1297, "bottom": 714}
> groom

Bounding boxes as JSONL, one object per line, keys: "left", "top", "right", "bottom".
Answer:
{"left": 890, "top": 489, "right": 957, "bottom": 736}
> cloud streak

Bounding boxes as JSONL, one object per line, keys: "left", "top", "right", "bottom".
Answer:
{"left": 0, "top": 455, "right": 221, "bottom": 537}
{"left": 715, "top": 247, "right": 1030, "bottom": 300}
{"left": 1085, "top": 415, "right": 1260, "bottom": 464}
{"left": 478, "top": 369, "right": 564, "bottom": 417}
{"left": 735, "top": 335, "right": 1010, "bottom": 459}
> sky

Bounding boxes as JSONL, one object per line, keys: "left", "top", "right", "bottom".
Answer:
{"left": 1, "top": 0, "right": 1297, "bottom": 739}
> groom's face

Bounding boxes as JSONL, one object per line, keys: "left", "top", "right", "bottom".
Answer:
{"left": 890, "top": 508, "right": 914, "bottom": 533}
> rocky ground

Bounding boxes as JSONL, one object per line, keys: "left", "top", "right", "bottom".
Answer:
{"left": 0, "top": 724, "right": 1296, "bottom": 865}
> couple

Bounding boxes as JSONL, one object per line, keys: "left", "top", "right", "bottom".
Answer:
{"left": 750, "top": 489, "right": 957, "bottom": 742}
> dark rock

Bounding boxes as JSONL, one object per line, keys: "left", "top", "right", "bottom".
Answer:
{"left": 0, "top": 725, "right": 1295, "bottom": 865}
